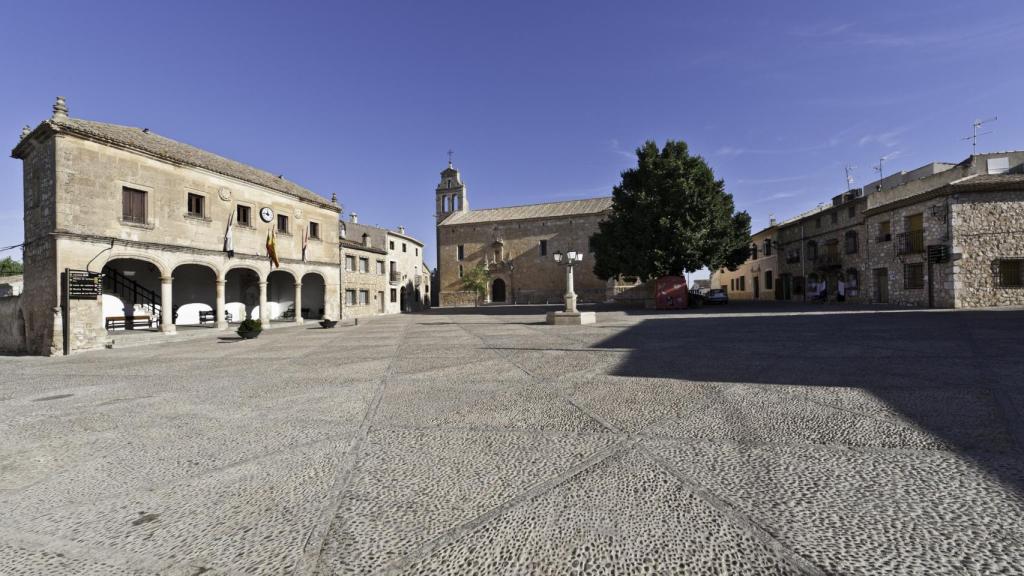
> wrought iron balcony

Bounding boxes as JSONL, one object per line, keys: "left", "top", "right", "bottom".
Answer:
{"left": 389, "top": 271, "right": 402, "bottom": 283}
{"left": 816, "top": 253, "right": 842, "bottom": 268}
{"left": 896, "top": 230, "right": 925, "bottom": 255}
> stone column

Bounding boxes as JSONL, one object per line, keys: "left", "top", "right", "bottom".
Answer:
{"left": 293, "top": 282, "right": 304, "bottom": 325}
{"left": 215, "top": 280, "right": 227, "bottom": 330}
{"left": 564, "top": 265, "right": 578, "bottom": 313}
{"left": 160, "top": 276, "right": 175, "bottom": 334}
{"left": 259, "top": 281, "right": 269, "bottom": 327}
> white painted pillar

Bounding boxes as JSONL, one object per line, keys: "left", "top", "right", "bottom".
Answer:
{"left": 160, "top": 276, "right": 175, "bottom": 334}
{"left": 215, "top": 280, "right": 227, "bottom": 330}
{"left": 294, "top": 282, "right": 304, "bottom": 325}
{"left": 565, "top": 265, "right": 578, "bottom": 313}
{"left": 259, "top": 281, "right": 269, "bottom": 327}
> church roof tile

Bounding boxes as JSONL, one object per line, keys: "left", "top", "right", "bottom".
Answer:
{"left": 439, "top": 197, "right": 612, "bottom": 226}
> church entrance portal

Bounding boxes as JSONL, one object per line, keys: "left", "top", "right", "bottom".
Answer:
{"left": 491, "top": 278, "right": 507, "bottom": 303}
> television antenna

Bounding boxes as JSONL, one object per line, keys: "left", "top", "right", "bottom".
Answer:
{"left": 873, "top": 154, "right": 895, "bottom": 192}
{"left": 962, "top": 117, "right": 997, "bottom": 155}
{"left": 844, "top": 165, "right": 856, "bottom": 191}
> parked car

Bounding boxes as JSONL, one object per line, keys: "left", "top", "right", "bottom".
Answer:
{"left": 705, "top": 289, "right": 729, "bottom": 304}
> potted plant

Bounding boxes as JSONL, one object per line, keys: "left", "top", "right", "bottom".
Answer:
{"left": 319, "top": 318, "right": 338, "bottom": 329}
{"left": 237, "top": 319, "right": 262, "bottom": 339}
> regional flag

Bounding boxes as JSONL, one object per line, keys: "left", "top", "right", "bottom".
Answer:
{"left": 224, "top": 209, "right": 235, "bottom": 257}
{"left": 266, "top": 229, "right": 280, "bottom": 268}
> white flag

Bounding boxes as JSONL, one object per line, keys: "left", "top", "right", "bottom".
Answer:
{"left": 224, "top": 209, "right": 235, "bottom": 256}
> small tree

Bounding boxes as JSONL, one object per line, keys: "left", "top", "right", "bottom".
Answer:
{"left": 0, "top": 257, "right": 24, "bottom": 276}
{"left": 460, "top": 263, "right": 491, "bottom": 306}
{"left": 591, "top": 140, "right": 751, "bottom": 281}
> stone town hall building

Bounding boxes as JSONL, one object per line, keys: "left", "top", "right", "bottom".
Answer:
{"left": 434, "top": 162, "right": 622, "bottom": 306}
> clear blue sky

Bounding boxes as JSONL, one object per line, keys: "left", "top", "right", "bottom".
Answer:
{"left": 2, "top": 1, "right": 1022, "bottom": 270}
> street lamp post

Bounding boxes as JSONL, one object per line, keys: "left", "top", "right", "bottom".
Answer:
{"left": 547, "top": 249, "right": 596, "bottom": 325}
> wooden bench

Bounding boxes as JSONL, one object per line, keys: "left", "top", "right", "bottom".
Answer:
{"left": 199, "top": 310, "right": 232, "bottom": 324}
{"left": 106, "top": 315, "right": 152, "bottom": 330}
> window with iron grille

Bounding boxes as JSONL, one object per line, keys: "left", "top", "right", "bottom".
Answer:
{"left": 904, "top": 263, "right": 924, "bottom": 290}
{"left": 122, "top": 187, "right": 147, "bottom": 223}
{"left": 390, "top": 288, "right": 397, "bottom": 302}
{"left": 995, "top": 259, "right": 1023, "bottom": 288}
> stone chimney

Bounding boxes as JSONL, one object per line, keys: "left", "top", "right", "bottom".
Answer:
{"left": 331, "top": 192, "right": 338, "bottom": 205}
{"left": 52, "top": 96, "right": 68, "bottom": 121}
{"left": 350, "top": 212, "right": 358, "bottom": 224}
{"left": 398, "top": 226, "right": 405, "bottom": 234}
{"left": 362, "top": 233, "right": 371, "bottom": 248}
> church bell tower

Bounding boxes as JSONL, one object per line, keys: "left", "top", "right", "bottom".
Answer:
{"left": 436, "top": 155, "right": 467, "bottom": 224}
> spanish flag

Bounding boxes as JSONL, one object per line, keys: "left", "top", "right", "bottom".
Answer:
{"left": 266, "top": 229, "right": 280, "bottom": 268}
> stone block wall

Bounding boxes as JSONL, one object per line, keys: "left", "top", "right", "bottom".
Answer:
{"left": 341, "top": 245, "right": 388, "bottom": 319}
{"left": 951, "top": 191, "right": 1024, "bottom": 308}
{"left": 864, "top": 199, "right": 954, "bottom": 307}
{"left": 438, "top": 212, "right": 608, "bottom": 306}
{"left": 0, "top": 297, "right": 27, "bottom": 354}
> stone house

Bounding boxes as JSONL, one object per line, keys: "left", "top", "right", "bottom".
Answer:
{"left": 775, "top": 191, "right": 870, "bottom": 303}
{"left": 862, "top": 152, "right": 1024, "bottom": 307}
{"left": 340, "top": 214, "right": 429, "bottom": 317}
{"left": 434, "top": 162, "right": 614, "bottom": 306}
{"left": 8, "top": 98, "right": 342, "bottom": 355}
{"left": 710, "top": 224, "right": 778, "bottom": 300}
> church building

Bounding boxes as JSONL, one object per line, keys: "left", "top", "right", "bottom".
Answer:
{"left": 434, "top": 162, "right": 621, "bottom": 306}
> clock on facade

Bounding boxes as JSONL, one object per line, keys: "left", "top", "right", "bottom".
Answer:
{"left": 260, "top": 207, "right": 274, "bottom": 223}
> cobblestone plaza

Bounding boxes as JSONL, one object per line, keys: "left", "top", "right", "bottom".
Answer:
{"left": 2, "top": 306, "right": 1023, "bottom": 575}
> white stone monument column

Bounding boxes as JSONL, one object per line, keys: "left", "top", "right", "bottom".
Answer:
{"left": 160, "top": 276, "right": 175, "bottom": 334}
{"left": 293, "top": 282, "right": 303, "bottom": 325}
{"left": 259, "top": 281, "right": 270, "bottom": 327}
{"left": 564, "top": 264, "right": 578, "bottom": 313}
{"left": 215, "top": 280, "right": 227, "bottom": 330}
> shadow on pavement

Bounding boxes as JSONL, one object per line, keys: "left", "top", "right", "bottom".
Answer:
{"left": 592, "top": 309, "right": 1024, "bottom": 496}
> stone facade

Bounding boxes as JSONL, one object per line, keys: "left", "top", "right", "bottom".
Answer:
{"left": 9, "top": 98, "right": 342, "bottom": 355}
{"left": 434, "top": 163, "right": 614, "bottom": 307}
{"left": 862, "top": 152, "right": 1024, "bottom": 308}
{"left": 775, "top": 194, "right": 870, "bottom": 303}
{"left": 340, "top": 237, "right": 388, "bottom": 319}
{"left": 340, "top": 216, "right": 429, "bottom": 318}
{"left": 711, "top": 225, "right": 779, "bottom": 300}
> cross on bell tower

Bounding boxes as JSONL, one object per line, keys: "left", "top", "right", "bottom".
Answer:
{"left": 436, "top": 153, "right": 467, "bottom": 224}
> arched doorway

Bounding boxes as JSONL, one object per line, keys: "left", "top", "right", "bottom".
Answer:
{"left": 491, "top": 278, "right": 507, "bottom": 303}
{"left": 172, "top": 264, "right": 217, "bottom": 326}
{"left": 301, "top": 272, "right": 326, "bottom": 320}
{"left": 101, "top": 258, "right": 163, "bottom": 331}
{"left": 265, "top": 270, "right": 296, "bottom": 321}
{"left": 226, "top": 267, "right": 260, "bottom": 322}
{"left": 400, "top": 286, "right": 407, "bottom": 313}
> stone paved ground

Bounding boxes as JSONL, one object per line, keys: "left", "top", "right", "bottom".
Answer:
{"left": 1, "top": 305, "right": 1023, "bottom": 575}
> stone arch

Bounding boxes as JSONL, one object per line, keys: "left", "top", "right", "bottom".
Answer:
{"left": 103, "top": 251, "right": 170, "bottom": 277}
{"left": 265, "top": 269, "right": 297, "bottom": 321}
{"left": 226, "top": 267, "right": 261, "bottom": 322}
{"left": 101, "top": 257, "right": 165, "bottom": 330}
{"left": 171, "top": 263, "right": 218, "bottom": 326}
{"left": 300, "top": 271, "right": 326, "bottom": 320}
{"left": 491, "top": 278, "right": 507, "bottom": 303}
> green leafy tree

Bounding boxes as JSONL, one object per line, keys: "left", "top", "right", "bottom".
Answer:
{"left": 0, "top": 257, "right": 24, "bottom": 276}
{"left": 591, "top": 140, "right": 751, "bottom": 280}
{"left": 460, "top": 263, "right": 491, "bottom": 306}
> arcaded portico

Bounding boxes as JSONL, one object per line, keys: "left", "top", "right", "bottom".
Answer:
{"left": 7, "top": 97, "right": 341, "bottom": 355}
